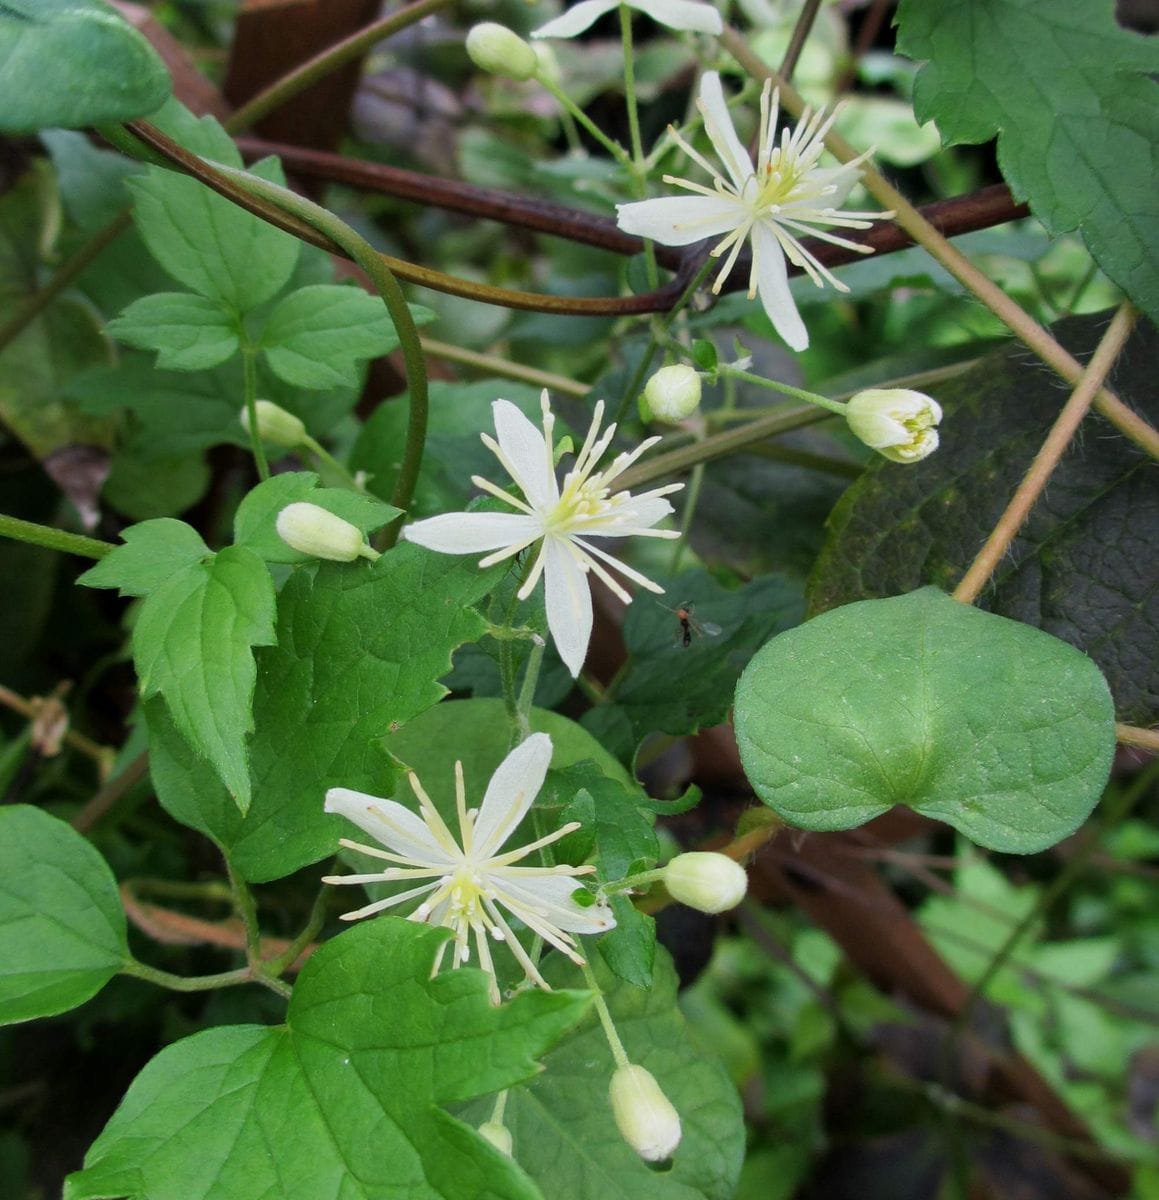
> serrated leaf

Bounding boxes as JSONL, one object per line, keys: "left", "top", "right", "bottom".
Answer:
{"left": 76, "top": 518, "right": 209, "bottom": 596}
{"left": 581, "top": 570, "right": 803, "bottom": 763}
{"left": 808, "top": 312, "right": 1159, "bottom": 725}
{"left": 106, "top": 292, "right": 239, "bottom": 371}
{"left": 260, "top": 284, "right": 434, "bottom": 388}
{"left": 0, "top": 0, "right": 170, "bottom": 133}
{"left": 65, "top": 920, "right": 588, "bottom": 1200}
{"left": 147, "top": 545, "right": 501, "bottom": 881}
{"left": 128, "top": 154, "right": 299, "bottom": 314}
{"left": 0, "top": 805, "right": 127, "bottom": 1025}
{"left": 895, "top": 0, "right": 1159, "bottom": 322}
{"left": 734, "top": 588, "right": 1116, "bottom": 854}
{"left": 464, "top": 949, "right": 744, "bottom": 1200}
{"left": 232, "top": 472, "right": 400, "bottom": 563}
{"left": 135, "top": 545, "right": 276, "bottom": 812}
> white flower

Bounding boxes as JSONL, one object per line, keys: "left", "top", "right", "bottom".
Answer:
{"left": 845, "top": 387, "right": 942, "bottom": 463}
{"left": 324, "top": 733, "right": 615, "bottom": 1003}
{"left": 616, "top": 71, "right": 890, "bottom": 352}
{"left": 532, "top": 0, "right": 721, "bottom": 39}
{"left": 402, "top": 391, "right": 683, "bottom": 677}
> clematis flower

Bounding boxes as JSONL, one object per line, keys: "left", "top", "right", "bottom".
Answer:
{"left": 845, "top": 387, "right": 942, "bottom": 463}
{"left": 616, "top": 71, "right": 891, "bottom": 352}
{"left": 403, "top": 391, "right": 683, "bottom": 677}
{"left": 532, "top": 0, "right": 722, "bottom": 40}
{"left": 324, "top": 733, "right": 615, "bottom": 1004}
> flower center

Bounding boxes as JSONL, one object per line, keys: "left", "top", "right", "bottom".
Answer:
{"left": 751, "top": 155, "right": 805, "bottom": 214}
{"left": 549, "top": 469, "right": 621, "bottom": 533}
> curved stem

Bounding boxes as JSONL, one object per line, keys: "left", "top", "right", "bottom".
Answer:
{"left": 953, "top": 302, "right": 1137, "bottom": 605}
{"left": 122, "top": 957, "right": 290, "bottom": 997}
{"left": 420, "top": 336, "right": 589, "bottom": 397}
{"left": 579, "top": 958, "right": 630, "bottom": 1069}
{"left": 718, "top": 28, "right": 1159, "bottom": 462}
{"left": 0, "top": 514, "right": 112, "bottom": 559}
{"left": 717, "top": 365, "right": 847, "bottom": 415}
{"left": 241, "top": 346, "right": 269, "bottom": 481}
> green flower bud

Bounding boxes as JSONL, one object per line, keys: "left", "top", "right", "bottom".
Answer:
{"left": 478, "top": 1120, "right": 513, "bottom": 1157}
{"left": 466, "top": 23, "right": 540, "bottom": 81}
{"left": 845, "top": 388, "right": 941, "bottom": 463}
{"left": 239, "top": 400, "right": 307, "bottom": 450}
{"left": 609, "top": 1064, "right": 681, "bottom": 1163}
{"left": 664, "top": 852, "right": 747, "bottom": 914}
{"left": 641, "top": 364, "right": 702, "bottom": 423}
{"left": 275, "top": 502, "right": 376, "bottom": 562}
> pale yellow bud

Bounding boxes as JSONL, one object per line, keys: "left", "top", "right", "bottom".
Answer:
{"left": 845, "top": 388, "right": 942, "bottom": 463}
{"left": 466, "top": 23, "right": 539, "bottom": 81}
{"left": 642, "top": 365, "right": 701, "bottom": 423}
{"left": 609, "top": 1064, "right": 681, "bottom": 1163}
{"left": 664, "top": 852, "right": 747, "bottom": 914}
{"left": 275, "top": 502, "right": 376, "bottom": 562}
{"left": 239, "top": 400, "right": 307, "bottom": 450}
{"left": 478, "top": 1121, "right": 513, "bottom": 1157}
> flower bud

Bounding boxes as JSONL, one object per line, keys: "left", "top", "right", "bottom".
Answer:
{"left": 239, "top": 400, "right": 307, "bottom": 450}
{"left": 845, "top": 388, "right": 942, "bottom": 463}
{"left": 664, "top": 852, "right": 747, "bottom": 914}
{"left": 275, "top": 502, "right": 375, "bottom": 562}
{"left": 609, "top": 1064, "right": 681, "bottom": 1163}
{"left": 478, "top": 1120, "right": 513, "bottom": 1157}
{"left": 642, "top": 365, "right": 702, "bottom": 423}
{"left": 466, "top": 23, "right": 540, "bottom": 81}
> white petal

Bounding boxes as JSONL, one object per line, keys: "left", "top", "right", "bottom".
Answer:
{"left": 544, "top": 537, "right": 593, "bottom": 677}
{"left": 531, "top": 0, "right": 618, "bottom": 38}
{"left": 698, "top": 72, "right": 755, "bottom": 195}
{"left": 616, "top": 195, "right": 745, "bottom": 246}
{"left": 491, "top": 400, "right": 555, "bottom": 510}
{"left": 629, "top": 0, "right": 722, "bottom": 33}
{"left": 752, "top": 221, "right": 809, "bottom": 352}
{"left": 494, "top": 873, "right": 617, "bottom": 935}
{"left": 325, "top": 788, "right": 454, "bottom": 865}
{"left": 804, "top": 164, "right": 862, "bottom": 207}
{"left": 474, "top": 732, "right": 554, "bottom": 857}
{"left": 599, "top": 493, "right": 677, "bottom": 534}
{"left": 403, "top": 511, "right": 543, "bottom": 555}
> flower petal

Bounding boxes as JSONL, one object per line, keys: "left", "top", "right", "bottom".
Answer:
{"left": 698, "top": 71, "right": 754, "bottom": 194}
{"left": 325, "top": 788, "right": 455, "bottom": 865}
{"left": 492, "top": 399, "right": 555, "bottom": 510}
{"left": 628, "top": 0, "right": 722, "bottom": 33}
{"left": 616, "top": 195, "right": 743, "bottom": 246}
{"left": 531, "top": 0, "right": 618, "bottom": 38}
{"left": 544, "top": 536, "right": 593, "bottom": 677}
{"left": 598, "top": 493, "right": 677, "bottom": 534}
{"left": 752, "top": 221, "right": 808, "bottom": 352}
{"left": 403, "top": 511, "right": 543, "bottom": 555}
{"left": 494, "top": 873, "right": 617, "bottom": 935}
{"left": 474, "top": 731, "right": 554, "bottom": 857}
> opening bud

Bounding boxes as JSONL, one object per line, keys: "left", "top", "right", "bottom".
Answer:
{"left": 641, "top": 364, "right": 701, "bottom": 423}
{"left": 239, "top": 400, "right": 307, "bottom": 450}
{"left": 466, "top": 23, "right": 539, "bottom": 81}
{"left": 477, "top": 1120, "right": 513, "bottom": 1157}
{"left": 664, "top": 852, "right": 747, "bottom": 914}
{"left": 609, "top": 1064, "right": 681, "bottom": 1163}
{"left": 845, "top": 388, "right": 941, "bottom": 463}
{"left": 275, "top": 502, "right": 377, "bottom": 562}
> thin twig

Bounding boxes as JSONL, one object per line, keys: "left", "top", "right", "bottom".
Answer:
{"left": 953, "top": 302, "right": 1138, "bottom": 604}
{"left": 779, "top": 0, "right": 825, "bottom": 80}
{"left": 1117, "top": 724, "right": 1159, "bottom": 752}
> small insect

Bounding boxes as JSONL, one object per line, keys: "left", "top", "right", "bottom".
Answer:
{"left": 666, "top": 600, "right": 722, "bottom": 648}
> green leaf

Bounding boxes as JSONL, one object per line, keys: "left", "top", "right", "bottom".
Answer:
{"left": 0, "top": 0, "right": 170, "bottom": 133}
{"left": 77, "top": 518, "right": 210, "bottom": 596}
{"left": 734, "top": 588, "right": 1116, "bottom": 853}
{"left": 66, "top": 920, "right": 589, "bottom": 1200}
{"left": 808, "top": 312, "right": 1159, "bottom": 725}
{"left": 106, "top": 293, "right": 239, "bottom": 371}
{"left": 260, "top": 284, "right": 434, "bottom": 388}
{"left": 0, "top": 806, "right": 127, "bottom": 1025}
{"left": 128, "top": 153, "right": 299, "bottom": 313}
{"left": 895, "top": 0, "right": 1159, "bottom": 323}
{"left": 147, "top": 544, "right": 500, "bottom": 881}
{"left": 465, "top": 949, "right": 744, "bottom": 1200}
{"left": 135, "top": 545, "right": 276, "bottom": 813}
{"left": 581, "top": 570, "right": 803, "bottom": 763}
{"left": 233, "top": 472, "right": 400, "bottom": 563}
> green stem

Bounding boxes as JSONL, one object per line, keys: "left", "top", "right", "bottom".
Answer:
{"left": 263, "top": 883, "right": 331, "bottom": 976}
{"left": 121, "top": 959, "right": 263, "bottom": 993}
{"left": 669, "top": 460, "right": 703, "bottom": 573}
{"left": 537, "top": 75, "right": 632, "bottom": 168}
{"left": 499, "top": 556, "right": 538, "bottom": 744}
{"left": 579, "top": 959, "right": 631, "bottom": 1068}
{"left": 619, "top": 4, "right": 658, "bottom": 289}
{"left": 717, "top": 365, "right": 847, "bottom": 415}
{"left": 0, "top": 514, "right": 113, "bottom": 559}
{"left": 214, "top": 163, "right": 427, "bottom": 545}
{"left": 241, "top": 347, "right": 270, "bottom": 481}
{"left": 227, "top": 859, "right": 264, "bottom": 969}
{"left": 514, "top": 636, "right": 547, "bottom": 741}
{"left": 303, "top": 436, "right": 365, "bottom": 492}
